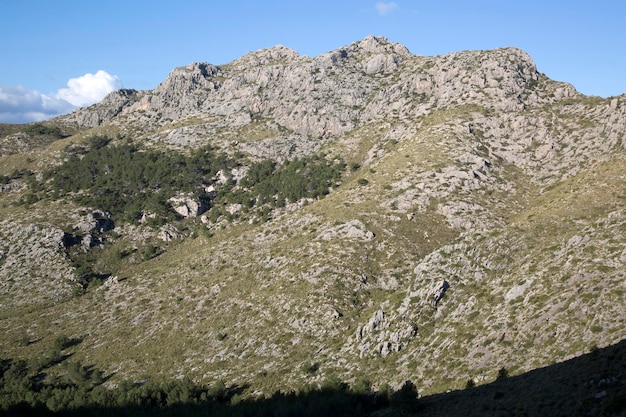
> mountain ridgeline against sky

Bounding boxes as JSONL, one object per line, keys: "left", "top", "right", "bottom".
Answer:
{"left": 1, "top": 36, "right": 625, "bottom": 415}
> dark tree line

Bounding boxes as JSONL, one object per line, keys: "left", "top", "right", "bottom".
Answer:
{"left": 26, "top": 137, "right": 345, "bottom": 226}
{"left": 240, "top": 155, "right": 345, "bottom": 206}
{"left": 39, "top": 141, "right": 232, "bottom": 224}
{"left": 0, "top": 354, "right": 419, "bottom": 417}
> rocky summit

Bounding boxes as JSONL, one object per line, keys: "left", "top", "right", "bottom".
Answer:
{"left": 1, "top": 36, "right": 625, "bottom": 415}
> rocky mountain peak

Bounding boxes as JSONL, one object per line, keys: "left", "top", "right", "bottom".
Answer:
{"left": 154, "top": 62, "right": 220, "bottom": 96}
{"left": 56, "top": 37, "right": 591, "bottom": 167}
{"left": 167, "top": 62, "right": 220, "bottom": 80}
{"left": 230, "top": 44, "right": 301, "bottom": 69}
{"left": 101, "top": 88, "right": 139, "bottom": 105}
{"left": 347, "top": 34, "right": 411, "bottom": 57}
{"left": 313, "top": 35, "right": 410, "bottom": 73}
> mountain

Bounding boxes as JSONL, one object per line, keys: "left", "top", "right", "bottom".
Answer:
{"left": 1, "top": 35, "right": 625, "bottom": 414}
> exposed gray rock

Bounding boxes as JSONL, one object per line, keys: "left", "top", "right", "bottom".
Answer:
{"left": 159, "top": 224, "right": 184, "bottom": 242}
{"left": 354, "top": 308, "right": 418, "bottom": 357}
{"left": 317, "top": 220, "right": 375, "bottom": 242}
{"left": 57, "top": 36, "right": 562, "bottom": 165}
{"left": 0, "top": 222, "right": 76, "bottom": 308}
{"left": 61, "top": 89, "right": 142, "bottom": 127}
{"left": 169, "top": 193, "right": 208, "bottom": 217}
{"left": 98, "top": 275, "right": 119, "bottom": 290}
{"left": 368, "top": 309, "right": 385, "bottom": 331}
{"left": 73, "top": 210, "right": 114, "bottom": 235}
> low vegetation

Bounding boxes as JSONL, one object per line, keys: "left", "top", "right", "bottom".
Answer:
{"left": 0, "top": 349, "right": 415, "bottom": 416}
{"left": 35, "top": 139, "right": 231, "bottom": 224}
{"left": 20, "top": 136, "right": 345, "bottom": 226}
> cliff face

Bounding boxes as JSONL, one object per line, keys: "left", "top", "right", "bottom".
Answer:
{"left": 58, "top": 38, "right": 541, "bottom": 143}
{"left": 60, "top": 35, "right": 624, "bottom": 182}
{"left": 2, "top": 36, "right": 625, "bottom": 396}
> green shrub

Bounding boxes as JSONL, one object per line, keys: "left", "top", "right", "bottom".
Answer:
{"left": 321, "top": 375, "right": 348, "bottom": 392}
{"left": 23, "top": 122, "right": 66, "bottom": 138}
{"left": 53, "top": 335, "right": 72, "bottom": 351}
{"left": 351, "top": 378, "right": 372, "bottom": 395}
{"left": 142, "top": 244, "right": 159, "bottom": 260}
{"left": 302, "top": 361, "right": 319, "bottom": 374}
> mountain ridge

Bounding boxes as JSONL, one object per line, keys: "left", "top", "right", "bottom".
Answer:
{"left": 1, "top": 35, "right": 625, "bottom": 414}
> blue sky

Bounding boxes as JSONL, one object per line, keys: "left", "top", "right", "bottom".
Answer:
{"left": 1, "top": 1, "right": 625, "bottom": 123}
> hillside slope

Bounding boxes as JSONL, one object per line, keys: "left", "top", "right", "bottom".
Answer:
{"left": 0, "top": 36, "right": 624, "bottom": 403}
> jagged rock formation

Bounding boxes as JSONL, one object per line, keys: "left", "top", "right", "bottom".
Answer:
{"left": 59, "top": 36, "right": 624, "bottom": 187}
{"left": 0, "top": 221, "right": 77, "bottom": 307}
{"left": 168, "top": 193, "right": 208, "bottom": 218}
{"left": 2, "top": 36, "right": 625, "bottom": 398}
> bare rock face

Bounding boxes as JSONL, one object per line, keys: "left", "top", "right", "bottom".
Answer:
{"left": 316, "top": 219, "right": 375, "bottom": 242}
{"left": 168, "top": 193, "right": 208, "bottom": 218}
{"left": 354, "top": 308, "right": 418, "bottom": 357}
{"left": 0, "top": 222, "right": 76, "bottom": 308}
{"left": 149, "top": 63, "right": 221, "bottom": 120}
{"left": 57, "top": 36, "right": 550, "bottom": 153}
{"left": 53, "top": 37, "right": 624, "bottom": 232}
{"left": 73, "top": 210, "right": 114, "bottom": 235}
{"left": 159, "top": 224, "right": 183, "bottom": 242}
{"left": 60, "top": 89, "right": 142, "bottom": 128}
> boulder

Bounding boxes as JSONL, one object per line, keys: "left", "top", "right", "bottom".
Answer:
{"left": 169, "top": 193, "right": 208, "bottom": 217}
{"left": 74, "top": 210, "right": 114, "bottom": 235}
{"left": 317, "top": 219, "right": 375, "bottom": 242}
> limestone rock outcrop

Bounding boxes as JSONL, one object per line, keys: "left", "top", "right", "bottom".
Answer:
{"left": 57, "top": 36, "right": 575, "bottom": 161}
{"left": 168, "top": 193, "right": 209, "bottom": 218}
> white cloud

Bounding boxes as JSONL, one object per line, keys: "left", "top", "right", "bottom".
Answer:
{"left": 0, "top": 70, "right": 121, "bottom": 124}
{"left": 0, "top": 85, "right": 73, "bottom": 124}
{"left": 375, "top": 2, "right": 399, "bottom": 15}
{"left": 55, "top": 70, "right": 122, "bottom": 107}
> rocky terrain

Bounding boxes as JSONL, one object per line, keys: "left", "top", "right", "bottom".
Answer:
{"left": 1, "top": 36, "right": 625, "bottom": 413}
